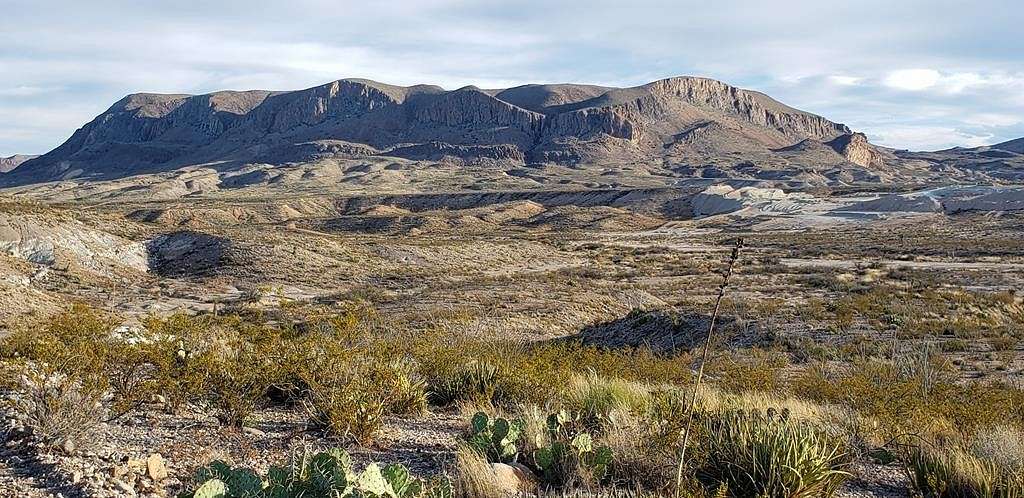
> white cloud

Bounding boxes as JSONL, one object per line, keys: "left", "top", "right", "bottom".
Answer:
{"left": 0, "top": 86, "right": 55, "bottom": 97}
{"left": 882, "top": 69, "right": 1024, "bottom": 95}
{"left": 828, "top": 76, "right": 863, "bottom": 86}
{"left": 884, "top": 69, "right": 941, "bottom": 91}
{"left": 962, "top": 113, "right": 1023, "bottom": 128}
{"left": 870, "top": 126, "right": 994, "bottom": 151}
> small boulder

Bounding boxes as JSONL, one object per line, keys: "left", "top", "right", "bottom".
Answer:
{"left": 490, "top": 462, "right": 538, "bottom": 494}
{"left": 147, "top": 453, "right": 168, "bottom": 481}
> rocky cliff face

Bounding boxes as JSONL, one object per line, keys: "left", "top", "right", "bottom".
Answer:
{"left": 826, "top": 133, "right": 889, "bottom": 168}
{"left": 6, "top": 76, "right": 873, "bottom": 186}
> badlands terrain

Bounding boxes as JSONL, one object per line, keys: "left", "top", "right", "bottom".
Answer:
{"left": 0, "top": 76, "right": 1022, "bottom": 497}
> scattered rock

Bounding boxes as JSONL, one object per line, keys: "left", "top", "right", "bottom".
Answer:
{"left": 242, "top": 426, "right": 266, "bottom": 437}
{"left": 146, "top": 454, "right": 168, "bottom": 482}
{"left": 490, "top": 462, "right": 539, "bottom": 494}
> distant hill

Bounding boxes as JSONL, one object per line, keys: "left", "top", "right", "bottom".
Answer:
{"left": 0, "top": 154, "right": 38, "bottom": 173}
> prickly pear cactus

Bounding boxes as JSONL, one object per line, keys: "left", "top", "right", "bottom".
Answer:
{"left": 356, "top": 463, "right": 393, "bottom": 497}
{"left": 181, "top": 448, "right": 447, "bottom": 498}
{"left": 465, "top": 411, "right": 525, "bottom": 463}
{"left": 383, "top": 464, "right": 423, "bottom": 498}
{"left": 584, "top": 445, "right": 613, "bottom": 479}
{"left": 191, "top": 461, "right": 262, "bottom": 497}
{"left": 192, "top": 479, "right": 227, "bottom": 498}
{"left": 426, "top": 478, "right": 453, "bottom": 498}
{"left": 307, "top": 450, "right": 351, "bottom": 493}
{"left": 532, "top": 411, "right": 614, "bottom": 485}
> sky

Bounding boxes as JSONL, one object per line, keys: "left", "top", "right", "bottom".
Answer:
{"left": 2, "top": 0, "right": 1023, "bottom": 157}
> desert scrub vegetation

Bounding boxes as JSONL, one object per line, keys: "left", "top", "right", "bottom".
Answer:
{"left": 798, "top": 282, "right": 1023, "bottom": 341}
{"left": 0, "top": 303, "right": 695, "bottom": 445}
{"left": 793, "top": 357, "right": 1024, "bottom": 444}
{"left": 5, "top": 362, "right": 106, "bottom": 450}
{"left": 3, "top": 301, "right": 1024, "bottom": 496}
{"left": 458, "top": 387, "right": 853, "bottom": 496}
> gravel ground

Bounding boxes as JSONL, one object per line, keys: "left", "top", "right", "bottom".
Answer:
{"left": 0, "top": 404, "right": 464, "bottom": 497}
{"left": 838, "top": 461, "right": 911, "bottom": 498}
{"left": 1, "top": 397, "right": 914, "bottom": 498}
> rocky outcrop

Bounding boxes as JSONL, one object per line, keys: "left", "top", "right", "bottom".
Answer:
{"left": 827, "top": 133, "right": 887, "bottom": 168}
{"left": 0, "top": 212, "right": 148, "bottom": 273}
{"left": 411, "top": 87, "right": 542, "bottom": 133}
{"left": 6, "top": 75, "right": 870, "bottom": 186}
{"left": 644, "top": 77, "right": 850, "bottom": 141}
{"left": 387, "top": 142, "right": 525, "bottom": 162}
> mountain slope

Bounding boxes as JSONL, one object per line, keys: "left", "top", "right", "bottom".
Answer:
{"left": 994, "top": 137, "right": 1024, "bottom": 154}
{"left": 6, "top": 76, "right": 881, "bottom": 186}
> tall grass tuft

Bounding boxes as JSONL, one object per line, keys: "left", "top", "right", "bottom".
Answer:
{"left": 562, "top": 374, "right": 651, "bottom": 428}
{"left": 697, "top": 409, "right": 850, "bottom": 498}
{"left": 908, "top": 425, "right": 1024, "bottom": 498}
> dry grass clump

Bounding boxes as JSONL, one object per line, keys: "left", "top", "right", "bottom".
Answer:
{"left": 454, "top": 445, "right": 514, "bottom": 498}
{"left": 908, "top": 425, "right": 1024, "bottom": 497}
{"left": 562, "top": 374, "right": 652, "bottom": 427}
{"left": 6, "top": 363, "right": 106, "bottom": 449}
{"left": 598, "top": 409, "right": 680, "bottom": 492}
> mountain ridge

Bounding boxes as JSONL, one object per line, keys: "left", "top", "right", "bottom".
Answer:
{"left": 4, "top": 75, "right": 872, "bottom": 185}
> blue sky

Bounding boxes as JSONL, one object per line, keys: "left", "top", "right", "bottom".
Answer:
{"left": 2, "top": 0, "right": 1023, "bottom": 156}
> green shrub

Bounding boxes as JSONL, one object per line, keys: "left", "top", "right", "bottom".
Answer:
{"left": 299, "top": 359, "right": 386, "bottom": 445}
{"left": 427, "top": 360, "right": 499, "bottom": 406}
{"left": 708, "top": 350, "right": 787, "bottom": 393}
{"left": 379, "top": 359, "right": 428, "bottom": 416}
{"left": 696, "top": 409, "right": 850, "bottom": 498}
{"left": 794, "top": 360, "right": 1024, "bottom": 441}
{"left": 200, "top": 346, "right": 275, "bottom": 427}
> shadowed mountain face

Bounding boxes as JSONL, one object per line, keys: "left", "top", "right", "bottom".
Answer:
{"left": 995, "top": 137, "right": 1024, "bottom": 154}
{"left": 4, "top": 76, "right": 1021, "bottom": 188}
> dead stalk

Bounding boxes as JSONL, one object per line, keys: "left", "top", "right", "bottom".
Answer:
{"left": 675, "top": 238, "right": 743, "bottom": 495}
